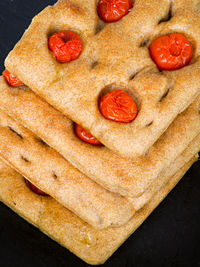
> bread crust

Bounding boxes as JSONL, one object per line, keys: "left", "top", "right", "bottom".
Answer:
{"left": 129, "top": 134, "right": 200, "bottom": 209}
{"left": 0, "top": 157, "right": 197, "bottom": 265}
{"left": 0, "top": 77, "right": 200, "bottom": 197}
{"left": 5, "top": 0, "right": 200, "bottom": 157}
{"left": 0, "top": 78, "right": 200, "bottom": 221}
{"left": 0, "top": 108, "right": 136, "bottom": 229}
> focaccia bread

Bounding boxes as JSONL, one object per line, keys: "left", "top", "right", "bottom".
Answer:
{"left": 0, "top": 77, "right": 200, "bottom": 197}
{"left": 0, "top": 157, "right": 197, "bottom": 265}
{"left": 5, "top": 0, "right": 200, "bottom": 157}
{"left": 0, "top": 86, "right": 200, "bottom": 213}
{"left": 0, "top": 108, "right": 135, "bottom": 229}
{"left": 129, "top": 133, "right": 200, "bottom": 209}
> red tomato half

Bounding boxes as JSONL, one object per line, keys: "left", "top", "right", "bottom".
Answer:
{"left": 99, "top": 90, "right": 138, "bottom": 122}
{"left": 48, "top": 30, "right": 82, "bottom": 63}
{"left": 74, "top": 124, "right": 102, "bottom": 146}
{"left": 97, "top": 0, "right": 133, "bottom": 23}
{"left": 3, "top": 69, "right": 24, "bottom": 86}
{"left": 149, "top": 33, "right": 192, "bottom": 70}
{"left": 25, "top": 179, "right": 49, "bottom": 196}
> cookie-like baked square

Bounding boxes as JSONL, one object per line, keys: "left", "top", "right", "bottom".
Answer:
{"left": 5, "top": 0, "right": 200, "bottom": 157}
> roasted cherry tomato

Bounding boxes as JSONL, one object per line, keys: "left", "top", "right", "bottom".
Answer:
{"left": 3, "top": 69, "right": 24, "bottom": 86}
{"left": 48, "top": 30, "right": 82, "bottom": 63}
{"left": 97, "top": 0, "right": 133, "bottom": 23}
{"left": 149, "top": 33, "right": 192, "bottom": 71}
{"left": 99, "top": 90, "right": 138, "bottom": 122}
{"left": 74, "top": 124, "right": 102, "bottom": 146}
{"left": 25, "top": 179, "right": 49, "bottom": 196}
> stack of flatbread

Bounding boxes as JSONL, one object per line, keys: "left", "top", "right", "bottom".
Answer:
{"left": 0, "top": 0, "right": 200, "bottom": 264}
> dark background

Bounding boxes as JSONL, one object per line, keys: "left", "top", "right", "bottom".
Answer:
{"left": 0, "top": 1, "right": 200, "bottom": 266}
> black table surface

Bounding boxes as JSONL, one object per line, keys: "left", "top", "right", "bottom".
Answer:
{"left": 0, "top": 1, "right": 200, "bottom": 266}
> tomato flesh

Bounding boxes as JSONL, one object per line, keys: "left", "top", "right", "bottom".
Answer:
{"left": 3, "top": 70, "right": 24, "bottom": 86}
{"left": 99, "top": 90, "right": 138, "bottom": 122}
{"left": 149, "top": 33, "right": 192, "bottom": 70}
{"left": 25, "top": 179, "right": 49, "bottom": 196}
{"left": 97, "top": 0, "right": 133, "bottom": 23}
{"left": 74, "top": 124, "right": 102, "bottom": 146}
{"left": 48, "top": 30, "right": 82, "bottom": 63}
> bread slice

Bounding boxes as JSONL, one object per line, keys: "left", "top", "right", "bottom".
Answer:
{"left": 5, "top": 0, "right": 200, "bottom": 157}
{"left": 0, "top": 77, "right": 200, "bottom": 197}
{"left": 0, "top": 108, "right": 135, "bottom": 229}
{"left": 129, "top": 134, "right": 200, "bottom": 209}
{"left": 0, "top": 96, "right": 200, "bottom": 227}
{"left": 0, "top": 156, "right": 197, "bottom": 265}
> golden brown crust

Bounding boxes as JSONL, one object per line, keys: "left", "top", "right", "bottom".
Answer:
{"left": 1, "top": 76, "right": 199, "bottom": 224}
{"left": 0, "top": 97, "right": 200, "bottom": 216}
{"left": 1, "top": 1, "right": 199, "bottom": 263}
{"left": 0, "top": 108, "right": 136, "bottom": 229}
{"left": 129, "top": 134, "right": 200, "bottom": 209}
{"left": 0, "top": 157, "right": 197, "bottom": 265}
{"left": 0, "top": 77, "right": 200, "bottom": 197}
{"left": 0, "top": 91, "right": 199, "bottom": 229}
{"left": 5, "top": 0, "right": 200, "bottom": 157}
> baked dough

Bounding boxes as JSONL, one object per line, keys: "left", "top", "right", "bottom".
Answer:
{"left": 0, "top": 82, "right": 200, "bottom": 219}
{"left": 0, "top": 77, "right": 200, "bottom": 197}
{"left": 129, "top": 134, "right": 200, "bottom": 209}
{"left": 5, "top": 0, "right": 200, "bottom": 157}
{"left": 0, "top": 156, "right": 197, "bottom": 265}
{"left": 0, "top": 108, "right": 135, "bottom": 229}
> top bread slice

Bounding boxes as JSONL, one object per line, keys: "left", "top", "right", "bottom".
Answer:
{"left": 0, "top": 77, "right": 200, "bottom": 197}
{"left": 5, "top": 0, "right": 200, "bottom": 157}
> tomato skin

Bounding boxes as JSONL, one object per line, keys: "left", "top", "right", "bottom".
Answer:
{"left": 74, "top": 124, "right": 102, "bottom": 146}
{"left": 99, "top": 90, "right": 138, "bottom": 123}
{"left": 25, "top": 179, "right": 49, "bottom": 196}
{"left": 149, "top": 33, "right": 192, "bottom": 71}
{"left": 48, "top": 30, "right": 82, "bottom": 63}
{"left": 97, "top": 0, "right": 133, "bottom": 23}
{"left": 3, "top": 70, "right": 24, "bottom": 86}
